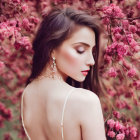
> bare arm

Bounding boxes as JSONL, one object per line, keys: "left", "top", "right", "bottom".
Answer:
{"left": 79, "top": 90, "right": 107, "bottom": 140}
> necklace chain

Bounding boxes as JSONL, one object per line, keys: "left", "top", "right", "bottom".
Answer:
{"left": 34, "top": 74, "right": 66, "bottom": 88}
{"left": 35, "top": 73, "right": 64, "bottom": 82}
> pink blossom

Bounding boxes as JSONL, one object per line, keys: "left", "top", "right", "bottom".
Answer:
{"left": 0, "top": 115, "right": 4, "bottom": 128}
{"left": 126, "top": 33, "right": 133, "bottom": 43}
{"left": 115, "top": 121, "right": 123, "bottom": 131}
{"left": 0, "top": 61, "right": 5, "bottom": 74}
{"left": 8, "top": 19, "right": 17, "bottom": 27}
{"left": 113, "top": 111, "right": 121, "bottom": 119}
{"left": 0, "top": 22, "right": 15, "bottom": 42}
{"left": 14, "top": 29, "right": 21, "bottom": 39}
{"left": 129, "top": 39, "right": 139, "bottom": 52}
{"left": 3, "top": 133, "right": 12, "bottom": 140}
{"left": 125, "top": 91, "right": 134, "bottom": 98}
{"left": 130, "top": 39, "right": 137, "bottom": 47}
{"left": 106, "top": 42, "right": 117, "bottom": 55}
{"left": 0, "top": 102, "right": 13, "bottom": 121}
{"left": 103, "top": 4, "right": 124, "bottom": 18}
{"left": 108, "top": 67, "right": 117, "bottom": 77}
{"left": 107, "top": 130, "right": 116, "bottom": 138}
{"left": 129, "top": 25, "right": 137, "bottom": 33}
{"left": 106, "top": 42, "right": 128, "bottom": 59}
{"left": 3, "top": 109, "right": 13, "bottom": 121}
{"left": 104, "top": 54, "right": 112, "bottom": 64}
{"left": 12, "top": 0, "right": 21, "bottom": 3}
{"left": 0, "top": 22, "right": 8, "bottom": 41}
{"left": 102, "top": 17, "right": 110, "bottom": 25}
{"left": 107, "top": 119, "right": 115, "bottom": 129}
{"left": 29, "top": 16, "right": 40, "bottom": 24}
{"left": 114, "top": 33, "right": 122, "bottom": 41}
{"left": 130, "top": 127, "right": 137, "bottom": 138}
{"left": 0, "top": 88, "right": 6, "bottom": 97}
{"left": 137, "top": 23, "right": 140, "bottom": 32}
{"left": 137, "top": 1, "right": 140, "bottom": 9}
{"left": 108, "top": 89, "right": 116, "bottom": 96}
{"left": 133, "top": 80, "right": 140, "bottom": 90}
{"left": 117, "top": 44, "right": 128, "bottom": 58}
{"left": 14, "top": 36, "right": 32, "bottom": 50}
{"left": 22, "top": 18, "right": 30, "bottom": 31}
{"left": 116, "top": 133, "right": 125, "bottom": 140}
{"left": 112, "top": 27, "right": 122, "bottom": 34}
{"left": 127, "top": 68, "right": 136, "bottom": 78}
{"left": 22, "top": 18, "right": 35, "bottom": 32}
{"left": 125, "top": 103, "right": 132, "bottom": 110}
{"left": 125, "top": 127, "right": 130, "bottom": 137}
{"left": 0, "top": 102, "right": 5, "bottom": 110}
{"left": 21, "top": 3, "right": 28, "bottom": 13}
{"left": 122, "top": 20, "right": 129, "bottom": 29}
{"left": 116, "top": 100, "right": 126, "bottom": 109}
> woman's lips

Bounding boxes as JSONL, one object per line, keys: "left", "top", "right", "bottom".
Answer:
{"left": 81, "top": 71, "right": 88, "bottom": 76}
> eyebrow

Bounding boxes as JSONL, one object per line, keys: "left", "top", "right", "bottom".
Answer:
{"left": 72, "top": 42, "right": 96, "bottom": 48}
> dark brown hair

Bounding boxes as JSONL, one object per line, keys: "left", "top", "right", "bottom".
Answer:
{"left": 26, "top": 6, "right": 102, "bottom": 95}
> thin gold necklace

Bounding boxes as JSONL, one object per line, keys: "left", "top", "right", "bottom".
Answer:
{"left": 35, "top": 73, "right": 64, "bottom": 83}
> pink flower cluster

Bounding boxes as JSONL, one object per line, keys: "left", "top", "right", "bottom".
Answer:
{"left": 108, "top": 67, "right": 118, "bottom": 77}
{"left": 127, "top": 68, "right": 137, "bottom": 78}
{"left": 102, "top": 3, "right": 124, "bottom": 24}
{"left": 137, "top": 1, "right": 140, "bottom": 9}
{"left": 133, "top": 80, "right": 140, "bottom": 90}
{"left": 115, "top": 99, "right": 127, "bottom": 109}
{"left": 14, "top": 36, "right": 32, "bottom": 50}
{"left": 0, "top": 61, "right": 5, "bottom": 75}
{"left": 22, "top": 16, "right": 39, "bottom": 32}
{"left": 106, "top": 42, "right": 128, "bottom": 60}
{"left": 107, "top": 88, "right": 116, "bottom": 97}
{"left": 113, "top": 111, "right": 121, "bottom": 119}
{"left": 3, "top": 133, "right": 12, "bottom": 140}
{"left": 106, "top": 119, "right": 138, "bottom": 139}
{"left": 103, "top": 4, "right": 124, "bottom": 18}
{"left": 0, "top": 102, "right": 13, "bottom": 128}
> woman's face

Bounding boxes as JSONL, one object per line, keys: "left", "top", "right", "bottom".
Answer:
{"left": 54, "top": 25, "right": 96, "bottom": 82}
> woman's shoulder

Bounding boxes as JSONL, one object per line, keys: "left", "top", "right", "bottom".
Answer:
{"left": 21, "top": 83, "right": 39, "bottom": 109}
{"left": 70, "top": 88, "right": 100, "bottom": 113}
{"left": 73, "top": 88, "right": 99, "bottom": 101}
{"left": 71, "top": 88, "right": 102, "bottom": 125}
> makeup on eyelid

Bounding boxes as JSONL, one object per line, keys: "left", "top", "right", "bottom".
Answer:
{"left": 76, "top": 46, "right": 85, "bottom": 53}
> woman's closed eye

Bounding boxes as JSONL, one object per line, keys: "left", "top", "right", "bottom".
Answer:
{"left": 76, "top": 46, "right": 85, "bottom": 54}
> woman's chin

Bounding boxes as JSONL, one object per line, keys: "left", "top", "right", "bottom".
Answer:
{"left": 73, "top": 76, "right": 86, "bottom": 82}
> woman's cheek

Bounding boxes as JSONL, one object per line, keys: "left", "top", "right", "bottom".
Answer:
{"left": 56, "top": 49, "right": 81, "bottom": 75}
{"left": 62, "top": 50, "right": 81, "bottom": 67}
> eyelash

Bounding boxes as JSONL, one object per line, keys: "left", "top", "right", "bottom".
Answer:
{"left": 76, "top": 46, "right": 96, "bottom": 54}
{"left": 76, "top": 50, "right": 85, "bottom": 54}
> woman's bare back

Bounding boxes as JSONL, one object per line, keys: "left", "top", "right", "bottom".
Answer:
{"left": 21, "top": 79, "right": 106, "bottom": 140}
{"left": 21, "top": 79, "right": 83, "bottom": 140}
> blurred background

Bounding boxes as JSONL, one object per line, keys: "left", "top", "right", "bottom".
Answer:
{"left": 0, "top": 0, "right": 140, "bottom": 139}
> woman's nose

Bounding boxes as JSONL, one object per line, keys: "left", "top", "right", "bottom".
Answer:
{"left": 86, "top": 53, "right": 95, "bottom": 66}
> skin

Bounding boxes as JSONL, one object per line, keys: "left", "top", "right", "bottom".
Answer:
{"left": 22, "top": 25, "right": 107, "bottom": 140}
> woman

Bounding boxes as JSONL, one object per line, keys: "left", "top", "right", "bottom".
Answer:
{"left": 21, "top": 6, "right": 107, "bottom": 140}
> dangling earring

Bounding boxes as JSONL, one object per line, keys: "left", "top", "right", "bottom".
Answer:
{"left": 35, "top": 56, "right": 63, "bottom": 81}
{"left": 51, "top": 57, "right": 57, "bottom": 78}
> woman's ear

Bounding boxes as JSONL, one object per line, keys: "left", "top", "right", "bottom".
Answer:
{"left": 50, "top": 49, "right": 56, "bottom": 59}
